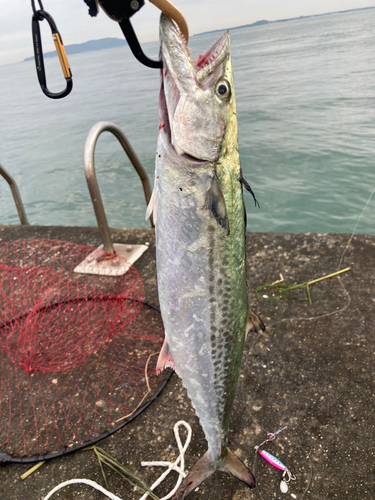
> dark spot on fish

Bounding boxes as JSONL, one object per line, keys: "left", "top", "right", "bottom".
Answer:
{"left": 208, "top": 225, "right": 215, "bottom": 233}
{"left": 217, "top": 278, "right": 222, "bottom": 285}
{"left": 179, "top": 187, "right": 182, "bottom": 191}
{"left": 209, "top": 285, "right": 214, "bottom": 293}
{"left": 223, "top": 299, "right": 229, "bottom": 305}
{"left": 211, "top": 326, "right": 217, "bottom": 332}
{"left": 218, "top": 289, "right": 223, "bottom": 296}
{"left": 209, "top": 297, "right": 215, "bottom": 302}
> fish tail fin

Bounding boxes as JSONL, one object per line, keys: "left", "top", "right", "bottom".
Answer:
{"left": 219, "top": 447, "right": 256, "bottom": 487}
{"left": 173, "top": 450, "right": 216, "bottom": 500}
{"left": 173, "top": 448, "right": 255, "bottom": 500}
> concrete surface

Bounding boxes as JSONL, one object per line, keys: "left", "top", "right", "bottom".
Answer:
{"left": 0, "top": 224, "right": 373, "bottom": 500}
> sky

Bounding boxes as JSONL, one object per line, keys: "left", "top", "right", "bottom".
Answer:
{"left": 1, "top": 0, "right": 374, "bottom": 66}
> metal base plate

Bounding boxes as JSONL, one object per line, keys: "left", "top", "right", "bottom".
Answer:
{"left": 73, "top": 243, "right": 148, "bottom": 276}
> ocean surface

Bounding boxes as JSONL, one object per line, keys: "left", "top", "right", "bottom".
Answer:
{"left": 1, "top": 8, "right": 374, "bottom": 234}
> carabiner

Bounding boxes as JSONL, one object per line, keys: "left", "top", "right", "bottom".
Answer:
{"left": 31, "top": 2, "right": 73, "bottom": 99}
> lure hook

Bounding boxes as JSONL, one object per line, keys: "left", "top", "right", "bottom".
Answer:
{"left": 31, "top": 1, "right": 73, "bottom": 99}
{"left": 283, "top": 468, "right": 297, "bottom": 483}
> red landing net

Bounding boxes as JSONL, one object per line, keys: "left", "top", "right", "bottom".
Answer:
{"left": 0, "top": 239, "right": 168, "bottom": 461}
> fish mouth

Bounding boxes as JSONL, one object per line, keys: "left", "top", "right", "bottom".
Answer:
{"left": 159, "top": 14, "right": 230, "bottom": 162}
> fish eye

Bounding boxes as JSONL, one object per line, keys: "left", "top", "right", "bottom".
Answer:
{"left": 215, "top": 79, "right": 231, "bottom": 101}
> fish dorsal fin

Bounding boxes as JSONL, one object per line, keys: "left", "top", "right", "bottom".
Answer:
{"left": 156, "top": 340, "right": 178, "bottom": 375}
{"left": 204, "top": 174, "right": 229, "bottom": 234}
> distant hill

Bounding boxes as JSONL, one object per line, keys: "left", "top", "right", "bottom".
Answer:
{"left": 24, "top": 37, "right": 127, "bottom": 62}
{"left": 196, "top": 6, "right": 375, "bottom": 36}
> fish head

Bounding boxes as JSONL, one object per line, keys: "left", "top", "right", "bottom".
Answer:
{"left": 159, "top": 14, "right": 237, "bottom": 162}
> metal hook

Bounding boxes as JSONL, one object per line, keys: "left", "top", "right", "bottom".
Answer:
{"left": 283, "top": 468, "right": 297, "bottom": 483}
{"left": 97, "top": 0, "right": 189, "bottom": 69}
{"left": 31, "top": 6, "right": 73, "bottom": 99}
{"left": 119, "top": 18, "right": 162, "bottom": 68}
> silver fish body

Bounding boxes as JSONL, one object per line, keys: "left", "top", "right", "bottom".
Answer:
{"left": 147, "top": 14, "right": 264, "bottom": 499}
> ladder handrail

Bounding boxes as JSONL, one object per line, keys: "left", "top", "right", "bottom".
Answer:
{"left": 83, "top": 122, "right": 154, "bottom": 254}
{"left": 0, "top": 163, "right": 29, "bottom": 225}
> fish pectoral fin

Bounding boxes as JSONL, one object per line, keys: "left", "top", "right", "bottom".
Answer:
{"left": 219, "top": 448, "right": 256, "bottom": 488}
{"left": 204, "top": 174, "right": 229, "bottom": 234}
{"left": 156, "top": 340, "right": 178, "bottom": 375}
{"left": 174, "top": 448, "right": 255, "bottom": 500}
{"left": 246, "top": 308, "right": 266, "bottom": 336}
{"left": 146, "top": 183, "right": 159, "bottom": 223}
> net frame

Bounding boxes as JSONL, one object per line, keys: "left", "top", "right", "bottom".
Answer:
{"left": 0, "top": 240, "right": 172, "bottom": 463}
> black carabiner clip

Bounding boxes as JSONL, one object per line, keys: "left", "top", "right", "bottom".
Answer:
{"left": 31, "top": 1, "right": 73, "bottom": 99}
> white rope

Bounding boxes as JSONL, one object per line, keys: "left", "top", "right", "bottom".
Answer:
{"left": 41, "top": 420, "right": 192, "bottom": 500}
{"left": 42, "top": 478, "right": 123, "bottom": 500}
{"left": 140, "top": 420, "right": 192, "bottom": 500}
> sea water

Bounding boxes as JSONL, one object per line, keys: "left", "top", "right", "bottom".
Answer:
{"left": 0, "top": 8, "right": 374, "bottom": 234}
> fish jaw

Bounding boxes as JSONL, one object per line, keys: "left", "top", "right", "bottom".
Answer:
{"left": 159, "top": 14, "right": 233, "bottom": 162}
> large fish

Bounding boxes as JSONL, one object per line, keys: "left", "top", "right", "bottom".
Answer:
{"left": 146, "top": 14, "right": 265, "bottom": 499}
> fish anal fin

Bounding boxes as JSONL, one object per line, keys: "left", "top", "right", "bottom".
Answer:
{"left": 219, "top": 448, "right": 256, "bottom": 488}
{"left": 246, "top": 308, "right": 266, "bottom": 336}
{"left": 173, "top": 448, "right": 255, "bottom": 500}
{"left": 156, "top": 340, "right": 177, "bottom": 375}
{"left": 204, "top": 175, "right": 229, "bottom": 234}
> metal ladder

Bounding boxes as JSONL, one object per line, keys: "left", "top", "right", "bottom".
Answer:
{"left": 83, "top": 121, "right": 154, "bottom": 254}
{"left": 0, "top": 163, "right": 28, "bottom": 225}
{"left": 0, "top": 122, "right": 154, "bottom": 253}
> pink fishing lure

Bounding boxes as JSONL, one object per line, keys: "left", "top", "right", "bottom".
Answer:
{"left": 257, "top": 449, "right": 287, "bottom": 471}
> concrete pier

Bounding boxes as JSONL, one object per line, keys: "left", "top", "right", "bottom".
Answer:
{"left": 0, "top": 225, "right": 373, "bottom": 499}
